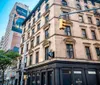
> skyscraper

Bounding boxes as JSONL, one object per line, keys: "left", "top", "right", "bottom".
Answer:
{"left": 3, "top": 2, "right": 29, "bottom": 52}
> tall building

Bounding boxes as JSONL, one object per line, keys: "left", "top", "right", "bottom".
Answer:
{"left": 2, "top": 2, "right": 29, "bottom": 85}
{"left": 18, "top": 0, "right": 100, "bottom": 85}
{"left": 3, "top": 2, "right": 29, "bottom": 52}
{"left": 0, "top": 36, "right": 4, "bottom": 50}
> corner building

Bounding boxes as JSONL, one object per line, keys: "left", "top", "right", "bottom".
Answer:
{"left": 19, "top": 0, "right": 100, "bottom": 85}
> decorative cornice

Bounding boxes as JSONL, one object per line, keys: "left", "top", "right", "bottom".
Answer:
{"left": 42, "top": 39, "right": 51, "bottom": 47}
{"left": 63, "top": 37, "right": 76, "bottom": 44}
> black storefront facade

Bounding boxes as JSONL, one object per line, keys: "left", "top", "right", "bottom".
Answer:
{"left": 23, "top": 60, "right": 100, "bottom": 85}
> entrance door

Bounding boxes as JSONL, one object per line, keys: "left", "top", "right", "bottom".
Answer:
{"left": 87, "top": 70, "right": 98, "bottom": 85}
{"left": 73, "top": 71, "right": 84, "bottom": 85}
{"left": 62, "top": 70, "right": 72, "bottom": 85}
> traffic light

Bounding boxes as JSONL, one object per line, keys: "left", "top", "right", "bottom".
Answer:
{"left": 59, "top": 19, "right": 67, "bottom": 30}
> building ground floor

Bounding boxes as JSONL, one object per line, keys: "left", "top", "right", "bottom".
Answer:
{"left": 17, "top": 60, "right": 100, "bottom": 85}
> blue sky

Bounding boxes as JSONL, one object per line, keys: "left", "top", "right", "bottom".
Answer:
{"left": 0, "top": 0, "right": 39, "bottom": 39}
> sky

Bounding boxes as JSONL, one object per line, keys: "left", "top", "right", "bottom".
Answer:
{"left": 0, "top": 0, "right": 39, "bottom": 39}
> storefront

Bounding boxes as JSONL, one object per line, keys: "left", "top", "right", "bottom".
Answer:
{"left": 23, "top": 60, "right": 100, "bottom": 85}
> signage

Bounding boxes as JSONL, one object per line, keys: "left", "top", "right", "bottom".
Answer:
{"left": 88, "top": 71, "right": 96, "bottom": 74}
{"left": 16, "top": 6, "right": 28, "bottom": 17}
{"left": 74, "top": 71, "right": 82, "bottom": 74}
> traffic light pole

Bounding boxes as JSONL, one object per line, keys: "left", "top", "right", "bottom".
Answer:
{"left": 60, "top": 7, "right": 100, "bottom": 16}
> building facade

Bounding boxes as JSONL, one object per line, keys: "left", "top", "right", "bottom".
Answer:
{"left": 2, "top": 2, "right": 29, "bottom": 85}
{"left": 0, "top": 36, "right": 4, "bottom": 50}
{"left": 18, "top": 0, "right": 100, "bottom": 85}
{"left": 3, "top": 2, "right": 29, "bottom": 52}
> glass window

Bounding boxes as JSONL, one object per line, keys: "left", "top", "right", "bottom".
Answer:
{"left": 85, "top": 5, "right": 89, "bottom": 10}
{"left": 33, "top": 18, "right": 35, "bottom": 25}
{"left": 48, "top": 71, "right": 53, "bottom": 85}
{"left": 62, "top": 0, "right": 68, "bottom": 6}
{"left": 77, "top": 4, "right": 81, "bottom": 10}
{"left": 96, "top": 19, "right": 100, "bottom": 26}
{"left": 45, "top": 29, "right": 49, "bottom": 39}
{"left": 65, "top": 26, "right": 71, "bottom": 36}
{"left": 84, "top": 0, "right": 87, "bottom": 3}
{"left": 85, "top": 46, "right": 91, "bottom": 60}
{"left": 82, "top": 29, "right": 87, "bottom": 38}
{"left": 38, "top": 7, "right": 40, "bottom": 12}
{"left": 24, "top": 57, "right": 27, "bottom": 67}
{"left": 45, "top": 4, "right": 49, "bottom": 11}
{"left": 91, "top": 30, "right": 96, "bottom": 40}
{"left": 76, "top": 0, "right": 80, "bottom": 2}
{"left": 29, "top": 55, "right": 32, "bottom": 65}
{"left": 36, "top": 52, "right": 39, "bottom": 63}
{"left": 32, "top": 73, "right": 35, "bottom": 85}
{"left": 36, "top": 36, "right": 40, "bottom": 45}
{"left": 21, "top": 47, "right": 23, "bottom": 54}
{"left": 31, "top": 40, "right": 34, "bottom": 48}
{"left": 66, "top": 44, "right": 74, "bottom": 58}
{"left": 88, "top": 17, "right": 92, "bottom": 24}
{"left": 79, "top": 15, "right": 84, "bottom": 22}
{"left": 45, "top": 15, "right": 49, "bottom": 23}
{"left": 28, "top": 23, "right": 31, "bottom": 29}
{"left": 41, "top": 72, "right": 46, "bottom": 85}
{"left": 95, "top": 47, "right": 100, "bottom": 56}
{"left": 37, "top": 23, "right": 40, "bottom": 30}
{"left": 45, "top": 46, "right": 49, "bottom": 60}
{"left": 26, "top": 43, "right": 29, "bottom": 51}
{"left": 36, "top": 73, "right": 40, "bottom": 85}
{"left": 38, "top": 13, "right": 41, "bottom": 19}
{"left": 32, "top": 29, "right": 34, "bottom": 34}
{"left": 28, "top": 32, "right": 30, "bottom": 38}
{"left": 45, "top": 0, "right": 48, "bottom": 3}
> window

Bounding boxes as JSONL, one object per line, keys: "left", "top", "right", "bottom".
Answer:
{"left": 28, "top": 32, "right": 30, "bottom": 38}
{"left": 88, "top": 17, "right": 92, "bottom": 24}
{"left": 45, "top": 46, "right": 49, "bottom": 60}
{"left": 36, "top": 36, "right": 40, "bottom": 45}
{"left": 45, "top": 29, "right": 49, "bottom": 39}
{"left": 84, "top": 0, "right": 87, "bottom": 3}
{"left": 24, "top": 57, "right": 27, "bottom": 67}
{"left": 41, "top": 72, "right": 46, "bottom": 85}
{"left": 29, "top": 55, "right": 32, "bottom": 65}
{"left": 79, "top": 15, "right": 84, "bottom": 22}
{"left": 36, "top": 73, "right": 40, "bottom": 85}
{"left": 38, "top": 7, "right": 40, "bottom": 12}
{"left": 91, "top": 30, "right": 96, "bottom": 40}
{"left": 38, "top": 13, "right": 41, "bottom": 19}
{"left": 26, "top": 43, "right": 29, "bottom": 51}
{"left": 22, "top": 36, "right": 24, "bottom": 43}
{"left": 77, "top": 4, "right": 81, "bottom": 10}
{"left": 82, "top": 29, "right": 87, "bottom": 38}
{"left": 19, "top": 59, "right": 21, "bottom": 69}
{"left": 31, "top": 40, "right": 34, "bottom": 48}
{"left": 37, "top": 23, "right": 40, "bottom": 30}
{"left": 76, "top": 0, "right": 80, "bottom": 2}
{"left": 33, "top": 18, "right": 35, "bottom": 25}
{"left": 62, "top": 0, "right": 68, "bottom": 6}
{"left": 21, "top": 47, "right": 23, "bottom": 54}
{"left": 28, "top": 23, "right": 31, "bottom": 29}
{"left": 85, "top": 46, "right": 91, "bottom": 60}
{"left": 48, "top": 71, "right": 53, "bottom": 85}
{"left": 45, "top": 15, "right": 49, "bottom": 23}
{"left": 45, "top": 0, "right": 48, "bottom": 3}
{"left": 32, "top": 29, "right": 34, "bottom": 34}
{"left": 45, "top": 4, "right": 49, "bottom": 11}
{"left": 96, "top": 19, "right": 100, "bottom": 26}
{"left": 32, "top": 73, "right": 35, "bottom": 85}
{"left": 65, "top": 26, "right": 71, "bottom": 36}
{"left": 95, "top": 47, "right": 100, "bottom": 57}
{"left": 66, "top": 44, "right": 74, "bottom": 58}
{"left": 36, "top": 52, "right": 39, "bottom": 63}
{"left": 85, "top": 5, "right": 89, "bottom": 10}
